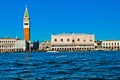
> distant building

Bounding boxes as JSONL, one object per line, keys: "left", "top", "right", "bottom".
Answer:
{"left": 43, "top": 41, "right": 51, "bottom": 51}
{"left": 39, "top": 41, "right": 51, "bottom": 51}
{"left": 39, "top": 43, "right": 44, "bottom": 51}
{"left": 30, "top": 41, "right": 39, "bottom": 52}
{"left": 102, "top": 40, "right": 120, "bottom": 50}
{"left": 95, "top": 40, "right": 102, "bottom": 50}
{"left": 51, "top": 33, "right": 95, "bottom": 51}
{"left": 23, "top": 5, "right": 30, "bottom": 41}
{"left": 0, "top": 37, "right": 28, "bottom": 52}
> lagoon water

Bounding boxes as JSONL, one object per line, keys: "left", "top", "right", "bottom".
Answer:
{"left": 0, "top": 51, "right": 120, "bottom": 80}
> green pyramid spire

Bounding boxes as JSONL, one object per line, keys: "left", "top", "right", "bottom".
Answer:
{"left": 24, "top": 5, "right": 29, "bottom": 17}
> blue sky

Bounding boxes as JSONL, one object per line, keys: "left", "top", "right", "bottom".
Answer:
{"left": 0, "top": 0, "right": 120, "bottom": 42}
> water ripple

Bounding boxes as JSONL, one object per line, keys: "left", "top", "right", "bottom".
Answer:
{"left": 0, "top": 51, "right": 120, "bottom": 79}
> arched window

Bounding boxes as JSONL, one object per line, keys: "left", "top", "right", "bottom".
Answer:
{"left": 77, "top": 38, "right": 80, "bottom": 41}
{"left": 117, "top": 43, "right": 119, "bottom": 45}
{"left": 112, "top": 43, "right": 113, "bottom": 45}
{"left": 61, "top": 39, "right": 63, "bottom": 42}
{"left": 83, "top": 40, "right": 86, "bottom": 42}
{"left": 54, "top": 39, "right": 57, "bottom": 42}
{"left": 106, "top": 43, "right": 108, "bottom": 45}
{"left": 67, "top": 38, "right": 70, "bottom": 42}
{"left": 90, "top": 40, "right": 92, "bottom": 42}
{"left": 72, "top": 39, "right": 75, "bottom": 42}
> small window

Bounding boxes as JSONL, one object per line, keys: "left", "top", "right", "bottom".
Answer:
{"left": 67, "top": 39, "right": 70, "bottom": 42}
{"left": 83, "top": 40, "right": 86, "bottom": 42}
{"left": 72, "top": 39, "right": 75, "bottom": 42}
{"left": 77, "top": 38, "right": 80, "bottom": 41}
{"left": 117, "top": 43, "right": 119, "bottom": 45}
{"left": 54, "top": 39, "right": 57, "bottom": 42}
{"left": 106, "top": 43, "right": 108, "bottom": 45}
{"left": 24, "top": 23, "right": 28, "bottom": 25}
{"left": 90, "top": 40, "right": 92, "bottom": 42}
{"left": 61, "top": 39, "right": 63, "bottom": 42}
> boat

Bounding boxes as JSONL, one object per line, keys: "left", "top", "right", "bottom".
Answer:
{"left": 46, "top": 51, "right": 59, "bottom": 53}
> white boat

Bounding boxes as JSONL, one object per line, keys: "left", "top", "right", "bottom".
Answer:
{"left": 46, "top": 51, "right": 59, "bottom": 53}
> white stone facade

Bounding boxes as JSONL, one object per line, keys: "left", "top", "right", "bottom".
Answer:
{"left": 102, "top": 40, "right": 120, "bottom": 50}
{"left": 0, "top": 38, "right": 27, "bottom": 52}
{"left": 51, "top": 33, "right": 95, "bottom": 51}
{"left": 15, "top": 40, "right": 27, "bottom": 51}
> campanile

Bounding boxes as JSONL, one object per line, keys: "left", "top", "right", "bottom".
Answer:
{"left": 23, "top": 5, "right": 30, "bottom": 41}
